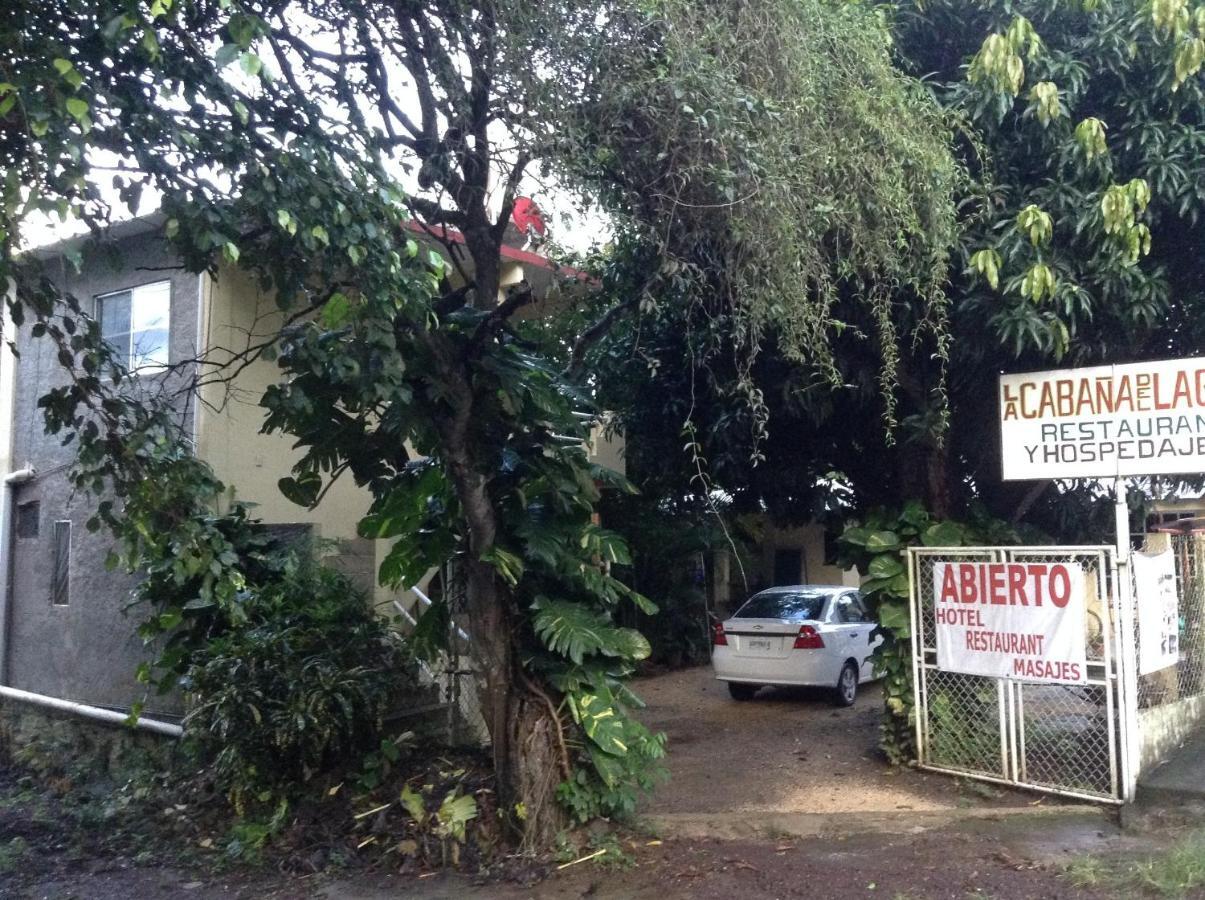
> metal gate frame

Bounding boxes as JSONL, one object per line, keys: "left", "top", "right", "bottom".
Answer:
{"left": 909, "top": 545, "right": 1136, "bottom": 804}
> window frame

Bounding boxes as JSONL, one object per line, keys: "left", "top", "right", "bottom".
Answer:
{"left": 95, "top": 280, "right": 172, "bottom": 373}
{"left": 51, "top": 519, "right": 71, "bottom": 607}
{"left": 834, "top": 592, "right": 869, "bottom": 624}
{"left": 15, "top": 501, "right": 39, "bottom": 540}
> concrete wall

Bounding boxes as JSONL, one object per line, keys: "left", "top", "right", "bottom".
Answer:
{"left": 1138, "top": 694, "right": 1205, "bottom": 775}
{"left": 5, "top": 229, "right": 201, "bottom": 713}
{"left": 0, "top": 697, "right": 177, "bottom": 780}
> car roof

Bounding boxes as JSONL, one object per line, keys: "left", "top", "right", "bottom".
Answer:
{"left": 754, "top": 585, "right": 850, "bottom": 593}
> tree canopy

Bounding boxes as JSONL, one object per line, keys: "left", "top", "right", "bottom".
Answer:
{"left": 1, "top": 0, "right": 965, "bottom": 844}
{"left": 593, "top": 0, "right": 1205, "bottom": 539}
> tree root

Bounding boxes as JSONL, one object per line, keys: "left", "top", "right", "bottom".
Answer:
{"left": 520, "top": 671, "right": 573, "bottom": 782}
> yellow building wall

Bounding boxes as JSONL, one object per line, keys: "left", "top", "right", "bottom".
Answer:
{"left": 194, "top": 268, "right": 401, "bottom": 608}
{"left": 758, "top": 523, "right": 860, "bottom": 588}
{"left": 196, "top": 267, "right": 371, "bottom": 539}
{"left": 194, "top": 264, "right": 625, "bottom": 609}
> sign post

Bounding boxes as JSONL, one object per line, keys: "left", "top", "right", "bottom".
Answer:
{"left": 1114, "top": 478, "right": 1140, "bottom": 801}
{"left": 993, "top": 358, "right": 1205, "bottom": 801}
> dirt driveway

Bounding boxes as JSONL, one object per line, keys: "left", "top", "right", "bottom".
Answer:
{"left": 635, "top": 665, "right": 1043, "bottom": 821}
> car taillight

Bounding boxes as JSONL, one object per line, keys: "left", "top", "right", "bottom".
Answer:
{"left": 793, "top": 625, "right": 825, "bottom": 650}
{"left": 712, "top": 621, "right": 728, "bottom": 646}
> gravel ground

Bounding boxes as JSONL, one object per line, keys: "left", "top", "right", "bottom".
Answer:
{"left": 634, "top": 664, "right": 1040, "bottom": 817}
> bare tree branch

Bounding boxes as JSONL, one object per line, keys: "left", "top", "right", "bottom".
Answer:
{"left": 563, "top": 297, "right": 640, "bottom": 378}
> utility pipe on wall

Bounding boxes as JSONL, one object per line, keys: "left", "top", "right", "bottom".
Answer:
{"left": 0, "top": 466, "right": 35, "bottom": 685}
{"left": 0, "top": 684, "right": 183, "bottom": 738}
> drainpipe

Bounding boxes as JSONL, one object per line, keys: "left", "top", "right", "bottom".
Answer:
{"left": 0, "top": 684, "right": 182, "bottom": 738}
{"left": 0, "top": 470, "right": 184, "bottom": 740}
{"left": 0, "top": 466, "right": 34, "bottom": 686}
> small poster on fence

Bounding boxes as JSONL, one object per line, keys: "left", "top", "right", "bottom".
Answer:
{"left": 1134, "top": 549, "right": 1179, "bottom": 676}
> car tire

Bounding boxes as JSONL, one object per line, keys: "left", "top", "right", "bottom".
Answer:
{"left": 833, "top": 661, "right": 858, "bottom": 707}
{"left": 728, "top": 682, "right": 759, "bottom": 702}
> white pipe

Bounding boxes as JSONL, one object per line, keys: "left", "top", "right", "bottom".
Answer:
{"left": 391, "top": 598, "right": 419, "bottom": 629}
{"left": 0, "top": 467, "right": 35, "bottom": 684}
{"left": 0, "top": 684, "right": 182, "bottom": 738}
{"left": 411, "top": 583, "right": 470, "bottom": 642}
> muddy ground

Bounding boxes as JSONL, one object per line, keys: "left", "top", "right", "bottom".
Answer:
{"left": 0, "top": 666, "right": 1197, "bottom": 898}
{"left": 0, "top": 778, "right": 1159, "bottom": 900}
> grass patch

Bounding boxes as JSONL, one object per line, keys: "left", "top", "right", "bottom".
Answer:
{"left": 0, "top": 837, "right": 29, "bottom": 874}
{"left": 1065, "top": 829, "right": 1205, "bottom": 898}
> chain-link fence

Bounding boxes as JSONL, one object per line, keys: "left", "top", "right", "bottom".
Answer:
{"left": 1133, "top": 532, "right": 1205, "bottom": 771}
{"left": 910, "top": 547, "right": 1123, "bottom": 802}
{"left": 386, "top": 563, "right": 489, "bottom": 748}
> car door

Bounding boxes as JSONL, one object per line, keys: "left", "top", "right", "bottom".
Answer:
{"left": 831, "top": 592, "right": 875, "bottom": 681}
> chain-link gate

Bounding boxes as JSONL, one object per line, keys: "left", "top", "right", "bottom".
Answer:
{"left": 387, "top": 562, "right": 490, "bottom": 748}
{"left": 909, "top": 546, "right": 1128, "bottom": 803}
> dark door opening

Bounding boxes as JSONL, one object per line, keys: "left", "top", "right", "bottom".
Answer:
{"left": 773, "top": 548, "right": 803, "bottom": 586}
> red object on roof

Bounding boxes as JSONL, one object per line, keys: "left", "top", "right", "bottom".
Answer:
{"left": 512, "top": 197, "right": 547, "bottom": 237}
{"left": 402, "top": 220, "right": 591, "bottom": 282}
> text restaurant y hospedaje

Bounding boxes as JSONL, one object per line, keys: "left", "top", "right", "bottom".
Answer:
{"left": 999, "top": 357, "right": 1205, "bottom": 480}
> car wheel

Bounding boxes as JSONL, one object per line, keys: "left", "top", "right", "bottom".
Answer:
{"left": 728, "top": 682, "right": 759, "bottom": 702}
{"left": 833, "top": 662, "right": 858, "bottom": 707}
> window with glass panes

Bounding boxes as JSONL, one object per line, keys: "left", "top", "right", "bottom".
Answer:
{"left": 96, "top": 281, "right": 171, "bottom": 371}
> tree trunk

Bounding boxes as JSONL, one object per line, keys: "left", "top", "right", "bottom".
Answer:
{"left": 925, "top": 440, "right": 952, "bottom": 520}
{"left": 433, "top": 341, "right": 569, "bottom": 847}
{"left": 451, "top": 508, "right": 570, "bottom": 846}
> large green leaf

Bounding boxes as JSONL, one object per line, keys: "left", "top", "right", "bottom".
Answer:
{"left": 867, "top": 553, "right": 904, "bottom": 579}
{"left": 922, "top": 521, "right": 965, "bottom": 547}
{"left": 278, "top": 470, "right": 321, "bottom": 507}
{"left": 898, "top": 500, "right": 929, "bottom": 530}
{"left": 357, "top": 463, "right": 445, "bottom": 539}
{"left": 435, "top": 790, "right": 477, "bottom": 842}
{"left": 569, "top": 688, "right": 629, "bottom": 757}
{"left": 408, "top": 597, "right": 451, "bottom": 661}
{"left": 878, "top": 598, "right": 911, "bottom": 636}
{"left": 865, "top": 530, "right": 901, "bottom": 552}
{"left": 480, "top": 546, "right": 525, "bottom": 586}
{"left": 532, "top": 598, "right": 651, "bottom": 664}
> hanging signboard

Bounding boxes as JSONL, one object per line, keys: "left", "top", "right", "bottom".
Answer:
{"left": 999, "top": 357, "right": 1205, "bottom": 480}
{"left": 933, "top": 561, "right": 1088, "bottom": 684}
{"left": 1133, "top": 550, "right": 1180, "bottom": 675}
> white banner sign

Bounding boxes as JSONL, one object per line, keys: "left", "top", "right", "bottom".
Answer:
{"left": 999, "top": 357, "right": 1205, "bottom": 480}
{"left": 933, "top": 561, "right": 1087, "bottom": 684}
{"left": 1134, "top": 550, "right": 1179, "bottom": 676}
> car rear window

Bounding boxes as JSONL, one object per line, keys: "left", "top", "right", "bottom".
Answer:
{"left": 735, "top": 591, "right": 830, "bottom": 620}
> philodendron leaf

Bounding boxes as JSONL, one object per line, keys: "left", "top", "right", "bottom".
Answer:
{"left": 278, "top": 470, "right": 321, "bottom": 507}
{"left": 570, "top": 689, "right": 629, "bottom": 756}
{"left": 532, "top": 598, "right": 651, "bottom": 664}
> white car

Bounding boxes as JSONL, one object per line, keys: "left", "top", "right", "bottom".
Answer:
{"left": 712, "top": 586, "right": 882, "bottom": 706}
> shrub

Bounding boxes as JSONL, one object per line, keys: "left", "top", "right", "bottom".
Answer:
{"left": 181, "top": 560, "right": 415, "bottom": 811}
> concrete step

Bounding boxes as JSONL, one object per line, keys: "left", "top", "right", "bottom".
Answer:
{"left": 1137, "top": 726, "right": 1205, "bottom": 805}
{"left": 648, "top": 803, "right": 1111, "bottom": 841}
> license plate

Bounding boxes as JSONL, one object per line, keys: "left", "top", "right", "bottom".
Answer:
{"left": 747, "top": 638, "right": 772, "bottom": 651}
